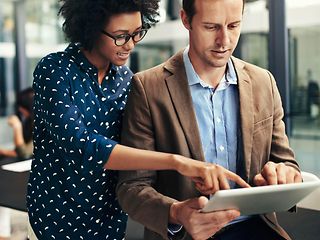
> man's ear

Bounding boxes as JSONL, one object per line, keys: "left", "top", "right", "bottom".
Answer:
{"left": 180, "top": 9, "right": 191, "bottom": 30}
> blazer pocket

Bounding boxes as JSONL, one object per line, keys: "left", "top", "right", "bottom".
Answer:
{"left": 253, "top": 116, "right": 273, "bottom": 134}
{"left": 252, "top": 116, "right": 273, "bottom": 170}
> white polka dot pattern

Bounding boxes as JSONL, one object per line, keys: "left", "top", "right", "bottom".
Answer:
{"left": 27, "top": 43, "right": 132, "bottom": 239}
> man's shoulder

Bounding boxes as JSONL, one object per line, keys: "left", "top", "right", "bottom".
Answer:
{"left": 135, "top": 62, "right": 166, "bottom": 78}
{"left": 231, "top": 56, "right": 274, "bottom": 85}
{"left": 135, "top": 51, "right": 184, "bottom": 81}
{"left": 232, "top": 56, "right": 269, "bottom": 74}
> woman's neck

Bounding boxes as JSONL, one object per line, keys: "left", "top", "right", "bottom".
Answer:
{"left": 81, "top": 48, "right": 111, "bottom": 85}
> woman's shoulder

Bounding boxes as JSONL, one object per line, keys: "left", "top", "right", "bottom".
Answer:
{"left": 33, "top": 44, "right": 83, "bottom": 79}
{"left": 116, "top": 65, "right": 133, "bottom": 79}
{"left": 36, "top": 48, "right": 72, "bottom": 69}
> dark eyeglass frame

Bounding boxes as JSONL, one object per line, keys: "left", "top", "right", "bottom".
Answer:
{"left": 101, "top": 29, "right": 148, "bottom": 46}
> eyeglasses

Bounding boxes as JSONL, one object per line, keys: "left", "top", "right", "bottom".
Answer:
{"left": 101, "top": 29, "right": 148, "bottom": 46}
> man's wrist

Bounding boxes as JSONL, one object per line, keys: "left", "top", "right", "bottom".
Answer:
{"left": 169, "top": 202, "right": 180, "bottom": 225}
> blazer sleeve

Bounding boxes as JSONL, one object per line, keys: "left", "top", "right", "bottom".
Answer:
{"left": 116, "top": 74, "right": 175, "bottom": 240}
{"left": 268, "top": 71, "right": 299, "bottom": 171}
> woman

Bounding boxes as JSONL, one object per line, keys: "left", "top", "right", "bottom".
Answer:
{"left": 27, "top": 0, "right": 248, "bottom": 239}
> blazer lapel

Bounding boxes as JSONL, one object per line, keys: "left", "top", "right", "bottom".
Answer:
{"left": 232, "top": 57, "right": 254, "bottom": 181}
{"left": 164, "top": 52, "right": 205, "bottom": 162}
{"left": 162, "top": 54, "right": 254, "bottom": 175}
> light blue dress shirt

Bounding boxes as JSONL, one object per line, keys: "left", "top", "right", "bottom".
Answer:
{"left": 183, "top": 47, "right": 250, "bottom": 227}
{"left": 183, "top": 47, "right": 239, "bottom": 183}
{"left": 168, "top": 48, "right": 250, "bottom": 238}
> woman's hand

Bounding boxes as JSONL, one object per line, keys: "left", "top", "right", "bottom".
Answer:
{"left": 107, "top": 146, "right": 249, "bottom": 194}
{"left": 174, "top": 155, "right": 250, "bottom": 195}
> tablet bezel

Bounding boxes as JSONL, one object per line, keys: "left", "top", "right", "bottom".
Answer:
{"left": 201, "top": 180, "right": 320, "bottom": 215}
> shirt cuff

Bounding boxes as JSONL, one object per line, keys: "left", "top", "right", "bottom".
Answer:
{"left": 167, "top": 223, "right": 183, "bottom": 237}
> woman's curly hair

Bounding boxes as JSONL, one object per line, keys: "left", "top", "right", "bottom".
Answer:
{"left": 59, "top": 0, "right": 160, "bottom": 50}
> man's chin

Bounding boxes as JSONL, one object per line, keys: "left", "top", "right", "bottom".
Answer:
{"left": 207, "top": 59, "right": 229, "bottom": 68}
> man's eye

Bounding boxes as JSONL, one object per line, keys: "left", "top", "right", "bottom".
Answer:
{"left": 229, "top": 23, "right": 240, "bottom": 29}
{"left": 205, "top": 26, "right": 218, "bottom": 31}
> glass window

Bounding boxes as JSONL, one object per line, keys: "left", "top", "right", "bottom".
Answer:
{"left": 0, "top": 2, "right": 14, "bottom": 43}
{"left": 238, "top": 33, "right": 268, "bottom": 69}
{"left": 133, "top": 43, "right": 173, "bottom": 72}
{"left": 289, "top": 26, "right": 320, "bottom": 175}
{"left": 0, "top": 1, "right": 15, "bottom": 116}
{"left": 25, "top": 0, "right": 66, "bottom": 88}
{"left": 25, "top": 0, "right": 64, "bottom": 44}
{"left": 0, "top": 0, "right": 66, "bottom": 115}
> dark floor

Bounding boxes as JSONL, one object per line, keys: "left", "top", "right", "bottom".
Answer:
{"left": 278, "top": 208, "right": 320, "bottom": 240}
{"left": 127, "top": 208, "right": 320, "bottom": 240}
{"left": 5, "top": 208, "right": 320, "bottom": 240}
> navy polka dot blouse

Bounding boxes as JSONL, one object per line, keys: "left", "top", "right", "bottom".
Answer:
{"left": 27, "top": 43, "right": 132, "bottom": 239}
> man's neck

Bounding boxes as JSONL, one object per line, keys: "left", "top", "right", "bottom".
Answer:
{"left": 195, "top": 65, "right": 227, "bottom": 88}
{"left": 187, "top": 51, "right": 228, "bottom": 88}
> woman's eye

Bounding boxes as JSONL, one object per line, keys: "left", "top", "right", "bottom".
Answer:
{"left": 115, "top": 34, "right": 127, "bottom": 39}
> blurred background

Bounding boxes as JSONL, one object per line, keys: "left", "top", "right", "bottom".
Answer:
{"left": 0, "top": 0, "right": 320, "bottom": 239}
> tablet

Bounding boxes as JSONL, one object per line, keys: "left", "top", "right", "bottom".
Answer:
{"left": 201, "top": 176, "right": 320, "bottom": 215}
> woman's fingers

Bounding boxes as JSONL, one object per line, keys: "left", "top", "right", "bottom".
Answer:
{"left": 193, "top": 164, "right": 250, "bottom": 194}
{"left": 224, "top": 170, "right": 251, "bottom": 188}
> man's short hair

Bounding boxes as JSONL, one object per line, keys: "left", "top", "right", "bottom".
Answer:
{"left": 182, "top": 0, "right": 246, "bottom": 25}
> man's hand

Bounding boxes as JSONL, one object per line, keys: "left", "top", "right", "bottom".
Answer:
{"left": 169, "top": 196, "right": 240, "bottom": 240}
{"left": 254, "top": 162, "right": 302, "bottom": 186}
{"left": 175, "top": 156, "right": 250, "bottom": 195}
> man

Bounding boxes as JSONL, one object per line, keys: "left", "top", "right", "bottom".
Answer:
{"left": 117, "top": 0, "right": 302, "bottom": 239}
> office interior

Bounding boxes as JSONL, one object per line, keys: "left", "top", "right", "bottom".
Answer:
{"left": 0, "top": 0, "right": 320, "bottom": 239}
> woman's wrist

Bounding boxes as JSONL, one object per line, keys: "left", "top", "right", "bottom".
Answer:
{"left": 171, "top": 154, "right": 183, "bottom": 172}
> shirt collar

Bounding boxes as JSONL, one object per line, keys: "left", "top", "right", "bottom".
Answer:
{"left": 183, "top": 46, "right": 238, "bottom": 88}
{"left": 65, "top": 43, "right": 121, "bottom": 79}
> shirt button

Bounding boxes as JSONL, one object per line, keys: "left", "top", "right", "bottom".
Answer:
{"left": 219, "top": 145, "right": 225, "bottom": 152}
{"left": 217, "top": 117, "right": 221, "bottom": 123}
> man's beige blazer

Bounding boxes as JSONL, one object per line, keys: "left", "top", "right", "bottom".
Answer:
{"left": 117, "top": 51, "right": 299, "bottom": 240}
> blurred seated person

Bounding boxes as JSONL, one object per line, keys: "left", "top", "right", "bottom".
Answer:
{"left": 0, "top": 88, "right": 34, "bottom": 239}
{"left": 0, "top": 87, "right": 34, "bottom": 159}
{"left": 306, "top": 69, "right": 320, "bottom": 119}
